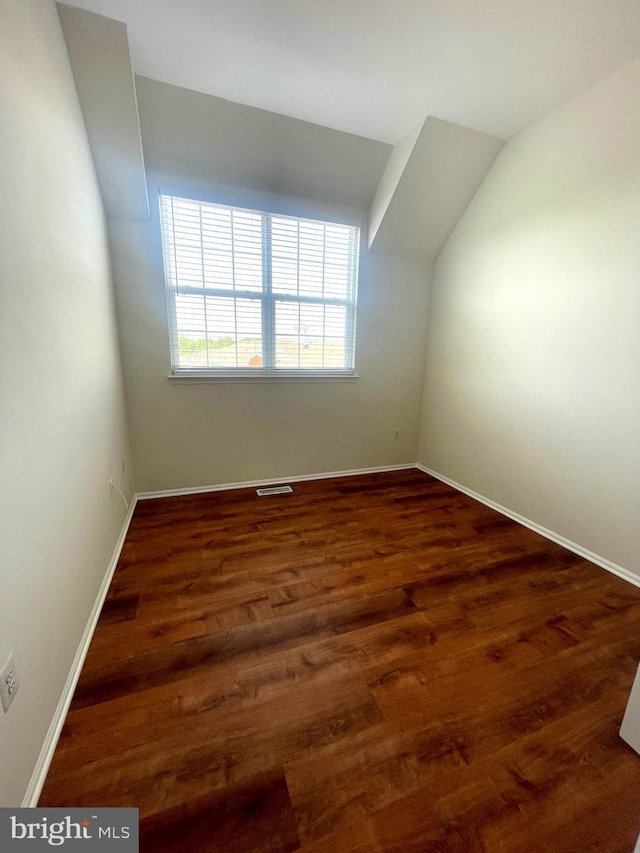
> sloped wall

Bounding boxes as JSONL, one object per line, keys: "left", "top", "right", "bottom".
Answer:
{"left": 369, "top": 117, "right": 504, "bottom": 261}
{"left": 419, "top": 57, "right": 640, "bottom": 576}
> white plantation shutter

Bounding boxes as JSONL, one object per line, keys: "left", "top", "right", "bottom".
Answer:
{"left": 160, "top": 194, "right": 360, "bottom": 375}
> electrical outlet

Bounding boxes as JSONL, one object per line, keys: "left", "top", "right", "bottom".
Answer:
{"left": 392, "top": 429, "right": 400, "bottom": 440}
{"left": 0, "top": 654, "right": 19, "bottom": 712}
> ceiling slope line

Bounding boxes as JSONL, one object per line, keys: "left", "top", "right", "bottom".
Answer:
{"left": 368, "top": 117, "right": 504, "bottom": 262}
{"left": 57, "top": 3, "right": 150, "bottom": 221}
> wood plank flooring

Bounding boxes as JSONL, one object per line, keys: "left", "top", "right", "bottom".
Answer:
{"left": 40, "top": 469, "right": 640, "bottom": 852}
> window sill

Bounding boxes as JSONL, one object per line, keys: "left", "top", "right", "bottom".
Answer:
{"left": 167, "top": 372, "right": 360, "bottom": 384}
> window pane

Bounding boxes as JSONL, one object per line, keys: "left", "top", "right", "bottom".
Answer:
{"left": 273, "top": 301, "right": 300, "bottom": 368}
{"left": 208, "top": 296, "right": 263, "bottom": 368}
{"left": 271, "top": 215, "right": 355, "bottom": 301}
{"left": 227, "top": 209, "right": 263, "bottom": 292}
{"left": 271, "top": 217, "right": 299, "bottom": 258}
{"left": 162, "top": 197, "right": 264, "bottom": 293}
{"left": 271, "top": 255, "right": 298, "bottom": 296}
{"left": 169, "top": 199, "right": 204, "bottom": 289}
{"left": 172, "top": 293, "right": 264, "bottom": 369}
{"left": 174, "top": 292, "right": 206, "bottom": 335}
{"left": 323, "top": 262, "right": 350, "bottom": 300}
{"left": 161, "top": 195, "right": 359, "bottom": 373}
{"left": 299, "top": 260, "right": 323, "bottom": 298}
{"left": 324, "top": 303, "right": 348, "bottom": 337}
{"left": 298, "top": 221, "right": 324, "bottom": 299}
{"left": 274, "top": 300, "right": 348, "bottom": 369}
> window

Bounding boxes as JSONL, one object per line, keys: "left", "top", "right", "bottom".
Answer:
{"left": 159, "top": 194, "right": 360, "bottom": 377}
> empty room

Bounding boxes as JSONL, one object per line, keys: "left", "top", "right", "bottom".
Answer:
{"left": 2, "top": 0, "right": 640, "bottom": 850}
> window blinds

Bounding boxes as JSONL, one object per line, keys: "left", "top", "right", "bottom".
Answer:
{"left": 159, "top": 194, "right": 360, "bottom": 374}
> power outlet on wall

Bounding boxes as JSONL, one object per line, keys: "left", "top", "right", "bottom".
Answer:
{"left": 0, "top": 654, "right": 19, "bottom": 712}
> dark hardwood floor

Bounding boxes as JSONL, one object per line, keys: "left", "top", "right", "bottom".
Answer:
{"left": 40, "top": 469, "right": 640, "bottom": 851}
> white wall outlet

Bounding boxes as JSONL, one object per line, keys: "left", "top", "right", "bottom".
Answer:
{"left": 0, "top": 654, "right": 19, "bottom": 712}
{"left": 393, "top": 428, "right": 400, "bottom": 440}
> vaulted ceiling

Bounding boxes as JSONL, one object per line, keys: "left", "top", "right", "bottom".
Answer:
{"left": 64, "top": 0, "right": 640, "bottom": 143}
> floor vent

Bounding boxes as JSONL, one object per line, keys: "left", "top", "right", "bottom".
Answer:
{"left": 256, "top": 485, "right": 294, "bottom": 496}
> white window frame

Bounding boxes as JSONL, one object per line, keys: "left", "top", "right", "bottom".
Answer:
{"left": 159, "top": 193, "right": 361, "bottom": 380}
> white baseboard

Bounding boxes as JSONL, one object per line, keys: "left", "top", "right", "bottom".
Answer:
{"left": 22, "top": 496, "right": 139, "bottom": 808}
{"left": 136, "top": 463, "right": 417, "bottom": 500}
{"left": 416, "top": 464, "right": 640, "bottom": 590}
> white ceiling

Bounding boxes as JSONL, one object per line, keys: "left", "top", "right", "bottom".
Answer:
{"left": 63, "top": 0, "right": 640, "bottom": 143}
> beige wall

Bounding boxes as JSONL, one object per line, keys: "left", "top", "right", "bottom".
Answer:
{"left": 57, "top": 3, "right": 150, "bottom": 221}
{"left": 369, "top": 120, "right": 423, "bottom": 248}
{"left": 418, "top": 57, "right": 640, "bottom": 576}
{"left": 369, "top": 118, "right": 504, "bottom": 262}
{"left": 0, "top": 0, "right": 133, "bottom": 805}
{"left": 110, "top": 193, "right": 431, "bottom": 491}
{"left": 110, "top": 79, "right": 431, "bottom": 491}
{"left": 135, "top": 76, "right": 391, "bottom": 210}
